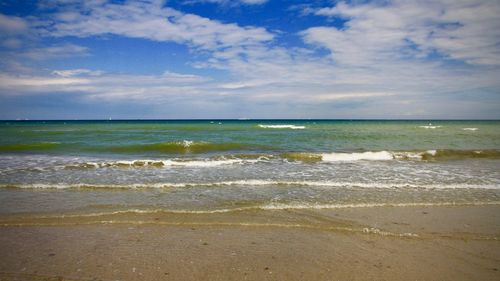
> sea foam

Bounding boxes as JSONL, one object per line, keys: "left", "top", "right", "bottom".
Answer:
{"left": 2, "top": 181, "right": 498, "bottom": 190}
{"left": 419, "top": 123, "right": 441, "bottom": 129}
{"left": 321, "top": 151, "right": 394, "bottom": 162}
{"left": 65, "top": 158, "right": 263, "bottom": 169}
{"left": 258, "top": 124, "right": 305, "bottom": 129}
{"left": 302, "top": 149, "right": 493, "bottom": 162}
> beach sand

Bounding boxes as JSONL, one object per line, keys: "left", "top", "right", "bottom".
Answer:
{"left": 0, "top": 205, "right": 499, "bottom": 281}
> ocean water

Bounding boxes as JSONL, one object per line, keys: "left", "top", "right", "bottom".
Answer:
{"left": 0, "top": 120, "right": 499, "bottom": 215}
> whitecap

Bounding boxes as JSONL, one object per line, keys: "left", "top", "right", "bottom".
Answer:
{"left": 321, "top": 151, "right": 394, "bottom": 162}
{"left": 162, "top": 159, "right": 252, "bottom": 167}
{"left": 3, "top": 181, "right": 498, "bottom": 190}
{"left": 261, "top": 201, "right": 500, "bottom": 210}
{"left": 181, "top": 140, "right": 194, "bottom": 147}
{"left": 419, "top": 125, "right": 442, "bottom": 129}
{"left": 64, "top": 158, "right": 264, "bottom": 169}
{"left": 258, "top": 124, "right": 305, "bottom": 129}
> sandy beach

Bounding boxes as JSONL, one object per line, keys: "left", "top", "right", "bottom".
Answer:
{"left": 2, "top": 0, "right": 500, "bottom": 278}
{"left": 1, "top": 205, "right": 499, "bottom": 281}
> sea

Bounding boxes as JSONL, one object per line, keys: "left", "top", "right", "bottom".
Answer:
{"left": 1, "top": 120, "right": 499, "bottom": 216}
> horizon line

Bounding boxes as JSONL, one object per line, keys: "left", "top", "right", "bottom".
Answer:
{"left": 2, "top": 118, "right": 500, "bottom": 122}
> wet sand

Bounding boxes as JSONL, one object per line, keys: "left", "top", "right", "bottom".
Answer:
{"left": 0, "top": 205, "right": 499, "bottom": 280}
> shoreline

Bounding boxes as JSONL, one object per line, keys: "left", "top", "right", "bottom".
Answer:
{"left": 0, "top": 205, "right": 499, "bottom": 280}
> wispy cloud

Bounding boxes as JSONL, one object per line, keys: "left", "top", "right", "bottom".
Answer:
{"left": 0, "top": 14, "right": 29, "bottom": 34}
{"left": 21, "top": 43, "right": 89, "bottom": 60}
{"left": 0, "top": 14, "right": 30, "bottom": 49}
{"left": 52, "top": 69, "right": 103, "bottom": 77}
{"left": 308, "top": 0, "right": 500, "bottom": 66}
{"left": 0, "top": 0, "right": 499, "bottom": 119}
{"left": 182, "top": 0, "right": 268, "bottom": 6}
{"left": 36, "top": 0, "right": 273, "bottom": 51}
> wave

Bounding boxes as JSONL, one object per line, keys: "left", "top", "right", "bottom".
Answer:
{"left": 281, "top": 152, "right": 323, "bottom": 163}
{"left": 21, "top": 201, "right": 500, "bottom": 218}
{"left": 65, "top": 157, "right": 267, "bottom": 169}
{"left": 0, "top": 142, "right": 60, "bottom": 152}
{"left": 463, "top": 127, "right": 478, "bottom": 131}
{"left": 258, "top": 124, "right": 306, "bottom": 129}
{"left": 282, "top": 149, "right": 500, "bottom": 162}
{"left": 1, "top": 180, "right": 498, "bottom": 190}
{"left": 2, "top": 149, "right": 498, "bottom": 169}
{"left": 283, "top": 150, "right": 424, "bottom": 162}
{"left": 259, "top": 201, "right": 500, "bottom": 211}
{"left": 0, "top": 140, "right": 267, "bottom": 155}
{"left": 417, "top": 149, "right": 500, "bottom": 160}
{"left": 419, "top": 123, "right": 441, "bottom": 129}
{"left": 321, "top": 151, "right": 394, "bottom": 161}
{"left": 110, "top": 140, "right": 252, "bottom": 154}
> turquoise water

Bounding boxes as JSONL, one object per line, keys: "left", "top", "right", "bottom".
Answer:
{"left": 0, "top": 120, "right": 499, "bottom": 215}
{"left": 1, "top": 120, "right": 500, "bottom": 155}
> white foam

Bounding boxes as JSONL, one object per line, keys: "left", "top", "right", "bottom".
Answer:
{"left": 315, "top": 150, "right": 444, "bottom": 162}
{"left": 261, "top": 201, "right": 500, "bottom": 210}
{"left": 34, "top": 201, "right": 500, "bottom": 219}
{"left": 162, "top": 159, "right": 253, "bottom": 167}
{"left": 426, "top": 150, "right": 437, "bottom": 156}
{"left": 463, "top": 128, "right": 478, "bottom": 131}
{"left": 280, "top": 150, "right": 440, "bottom": 162}
{"left": 66, "top": 158, "right": 263, "bottom": 169}
{"left": 258, "top": 124, "right": 306, "bottom": 129}
{"left": 392, "top": 152, "right": 423, "bottom": 160}
{"left": 321, "top": 151, "right": 394, "bottom": 162}
{"left": 391, "top": 150, "right": 437, "bottom": 160}
{"left": 181, "top": 140, "right": 194, "bottom": 147}
{"left": 3, "top": 181, "right": 498, "bottom": 190}
{"left": 419, "top": 123, "right": 441, "bottom": 129}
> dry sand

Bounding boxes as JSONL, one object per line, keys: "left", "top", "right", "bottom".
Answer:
{"left": 0, "top": 205, "right": 499, "bottom": 281}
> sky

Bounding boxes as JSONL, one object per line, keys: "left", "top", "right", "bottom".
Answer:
{"left": 0, "top": 0, "right": 499, "bottom": 119}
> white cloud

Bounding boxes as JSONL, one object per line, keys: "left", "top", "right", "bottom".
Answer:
{"left": 1, "top": 62, "right": 499, "bottom": 118}
{"left": 0, "top": 70, "right": 211, "bottom": 99}
{"left": 240, "top": 0, "right": 267, "bottom": 4}
{"left": 308, "top": 0, "right": 500, "bottom": 66}
{"left": 0, "top": 14, "right": 31, "bottom": 50}
{"left": 52, "top": 69, "right": 103, "bottom": 77}
{"left": 0, "top": 14, "right": 29, "bottom": 34}
{"left": 314, "top": 92, "right": 393, "bottom": 101}
{"left": 32, "top": 0, "right": 276, "bottom": 87}
{"left": 183, "top": 0, "right": 268, "bottom": 5}
{"left": 21, "top": 43, "right": 89, "bottom": 60}
{"left": 0, "top": 74, "right": 89, "bottom": 88}
{"left": 161, "top": 71, "right": 212, "bottom": 83}
{"left": 38, "top": 0, "right": 273, "bottom": 52}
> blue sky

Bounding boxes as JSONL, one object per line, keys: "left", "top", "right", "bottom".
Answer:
{"left": 0, "top": 0, "right": 499, "bottom": 119}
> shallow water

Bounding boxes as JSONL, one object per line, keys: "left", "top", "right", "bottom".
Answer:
{"left": 0, "top": 120, "right": 499, "bottom": 215}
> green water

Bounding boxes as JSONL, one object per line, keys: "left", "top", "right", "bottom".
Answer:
{"left": 1, "top": 120, "right": 499, "bottom": 155}
{"left": 0, "top": 120, "right": 499, "bottom": 215}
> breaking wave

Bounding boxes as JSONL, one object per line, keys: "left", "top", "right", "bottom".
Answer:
{"left": 321, "top": 151, "right": 394, "bottom": 161}
{"left": 258, "top": 124, "right": 306, "bottom": 129}
{"left": 1, "top": 180, "right": 498, "bottom": 190}
{"left": 64, "top": 157, "right": 268, "bottom": 169}
{"left": 20, "top": 201, "right": 500, "bottom": 217}
{"left": 419, "top": 124, "right": 442, "bottom": 129}
{"left": 283, "top": 149, "right": 500, "bottom": 162}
